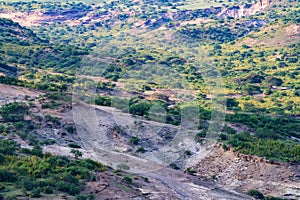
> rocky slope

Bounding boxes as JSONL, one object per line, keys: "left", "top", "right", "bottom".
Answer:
{"left": 193, "top": 145, "right": 300, "bottom": 199}
{"left": 219, "top": 0, "right": 272, "bottom": 18}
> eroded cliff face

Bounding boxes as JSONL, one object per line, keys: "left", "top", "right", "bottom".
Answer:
{"left": 0, "top": 9, "right": 91, "bottom": 27}
{"left": 193, "top": 144, "right": 300, "bottom": 199}
{"left": 0, "top": 0, "right": 273, "bottom": 28}
{"left": 219, "top": 0, "right": 272, "bottom": 18}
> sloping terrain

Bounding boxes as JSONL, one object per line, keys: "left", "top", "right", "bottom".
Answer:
{"left": 0, "top": 0, "right": 299, "bottom": 199}
{"left": 194, "top": 145, "right": 300, "bottom": 199}
{"left": 0, "top": 84, "right": 253, "bottom": 199}
{"left": 0, "top": 76, "right": 298, "bottom": 199}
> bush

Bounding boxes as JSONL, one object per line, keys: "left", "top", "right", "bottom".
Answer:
{"left": 56, "top": 181, "right": 69, "bottom": 192}
{"left": 68, "top": 143, "right": 81, "bottom": 148}
{"left": 129, "top": 136, "right": 139, "bottom": 145}
{"left": 16, "top": 176, "right": 36, "bottom": 190}
{"left": 0, "top": 154, "right": 5, "bottom": 164}
{"left": 184, "top": 150, "right": 192, "bottom": 156}
{"left": 184, "top": 167, "right": 196, "bottom": 175}
{"left": 222, "top": 125, "right": 236, "bottom": 135}
{"left": 31, "top": 145, "right": 43, "bottom": 157}
{"left": 129, "top": 101, "right": 152, "bottom": 116}
{"left": 169, "top": 163, "right": 180, "bottom": 170}
{"left": 123, "top": 176, "right": 133, "bottom": 183}
{"left": 70, "top": 149, "right": 83, "bottom": 159}
{"left": 0, "top": 140, "right": 19, "bottom": 155}
{"left": 247, "top": 189, "right": 264, "bottom": 199}
{"left": 136, "top": 147, "right": 146, "bottom": 153}
{"left": 95, "top": 96, "right": 111, "bottom": 106}
{"left": 195, "top": 129, "right": 207, "bottom": 143}
{"left": 43, "top": 186, "right": 54, "bottom": 194}
{"left": 219, "top": 133, "right": 228, "bottom": 141}
{"left": 222, "top": 143, "right": 229, "bottom": 151}
{"left": 68, "top": 184, "right": 81, "bottom": 196}
{"left": 75, "top": 195, "right": 88, "bottom": 200}
{"left": 226, "top": 98, "right": 239, "bottom": 109}
{"left": 75, "top": 194, "right": 95, "bottom": 200}
{"left": 30, "top": 188, "right": 41, "bottom": 198}
{"left": 14, "top": 122, "right": 24, "bottom": 129}
{"left": 57, "top": 181, "right": 80, "bottom": 195}
{"left": 66, "top": 125, "right": 75, "bottom": 133}
{"left": 0, "top": 102, "right": 28, "bottom": 122}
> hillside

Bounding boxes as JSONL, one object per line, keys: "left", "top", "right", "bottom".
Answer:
{"left": 0, "top": 0, "right": 299, "bottom": 199}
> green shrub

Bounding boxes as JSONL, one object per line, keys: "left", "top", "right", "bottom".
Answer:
{"left": 75, "top": 194, "right": 95, "bottom": 200}
{"left": 123, "top": 176, "right": 133, "bottom": 183}
{"left": 184, "top": 167, "right": 196, "bottom": 175}
{"left": 0, "top": 154, "right": 5, "bottom": 164}
{"left": 0, "top": 140, "right": 19, "bottom": 155}
{"left": 129, "top": 136, "right": 139, "bottom": 145}
{"left": 68, "top": 184, "right": 81, "bottom": 196}
{"left": 43, "top": 186, "right": 54, "bottom": 194}
{"left": 14, "top": 122, "right": 24, "bottom": 129}
{"left": 0, "top": 102, "right": 28, "bottom": 122}
{"left": 184, "top": 150, "right": 192, "bottom": 156}
{"left": 195, "top": 129, "right": 207, "bottom": 143}
{"left": 247, "top": 189, "right": 264, "bottom": 199}
{"left": 169, "top": 163, "right": 180, "bottom": 170}
{"left": 66, "top": 125, "right": 75, "bottom": 133}
{"left": 222, "top": 143, "right": 229, "bottom": 151}
{"left": 16, "top": 176, "right": 36, "bottom": 190}
{"left": 68, "top": 143, "right": 81, "bottom": 148}
{"left": 30, "top": 187, "right": 41, "bottom": 198}
{"left": 136, "top": 147, "right": 146, "bottom": 153}
{"left": 219, "top": 133, "right": 228, "bottom": 141}
{"left": 75, "top": 195, "right": 88, "bottom": 200}
{"left": 31, "top": 145, "right": 43, "bottom": 157}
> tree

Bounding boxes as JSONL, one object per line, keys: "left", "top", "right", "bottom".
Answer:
{"left": 226, "top": 98, "right": 239, "bottom": 109}
{"left": 129, "top": 101, "right": 152, "bottom": 116}
{"left": 247, "top": 73, "right": 265, "bottom": 83}
{"left": 265, "top": 76, "right": 283, "bottom": 86}
{"left": 70, "top": 149, "right": 83, "bottom": 159}
{"left": 31, "top": 145, "right": 43, "bottom": 157}
{"left": 242, "top": 84, "right": 262, "bottom": 95}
